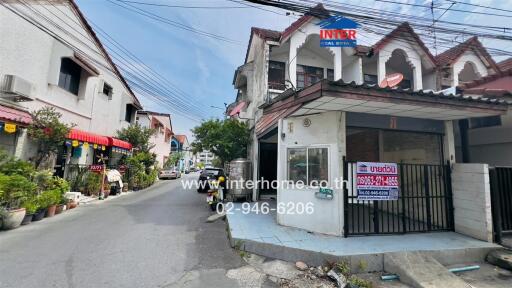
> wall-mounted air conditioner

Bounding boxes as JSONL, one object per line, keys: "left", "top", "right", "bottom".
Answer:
{"left": 0, "top": 75, "right": 35, "bottom": 102}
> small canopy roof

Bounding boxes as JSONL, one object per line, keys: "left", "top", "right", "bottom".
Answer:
{"left": 257, "top": 79, "right": 508, "bottom": 138}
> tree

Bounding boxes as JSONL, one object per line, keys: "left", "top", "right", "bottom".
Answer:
{"left": 117, "top": 124, "right": 158, "bottom": 189}
{"left": 164, "top": 152, "right": 183, "bottom": 168}
{"left": 191, "top": 119, "right": 250, "bottom": 165}
{"left": 28, "top": 107, "right": 73, "bottom": 169}
{"left": 116, "top": 123, "right": 155, "bottom": 152}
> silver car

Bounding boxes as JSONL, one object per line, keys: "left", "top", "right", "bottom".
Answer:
{"left": 159, "top": 168, "right": 181, "bottom": 179}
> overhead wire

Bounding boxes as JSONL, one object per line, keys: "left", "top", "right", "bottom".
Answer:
{"left": 2, "top": 0, "right": 205, "bottom": 122}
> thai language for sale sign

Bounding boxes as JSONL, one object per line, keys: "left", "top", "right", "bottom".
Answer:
{"left": 356, "top": 162, "right": 399, "bottom": 200}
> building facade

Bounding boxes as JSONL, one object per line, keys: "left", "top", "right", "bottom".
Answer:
{"left": 230, "top": 5, "right": 508, "bottom": 237}
{"left": 0, "top": 0, "right": 141, "bottom": 168}
{"left": 197, "top": 150, "right": 214, "bottom": 167}
{"left": 136, "top": 111, "right": 173, "bottom": 168}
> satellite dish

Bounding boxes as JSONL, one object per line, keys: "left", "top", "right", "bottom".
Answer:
{"left": 379, "top": 73, "right": 404, "bottom": 88}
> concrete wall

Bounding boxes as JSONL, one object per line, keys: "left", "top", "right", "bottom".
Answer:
{"left": 0, "top": 3, "right": 139, "bottom": 145}
{"left": 277, "top": 111, "right": 345, "bottom": 236}
{"left": 451, "top": 163, "right": 493, "bottom": 242}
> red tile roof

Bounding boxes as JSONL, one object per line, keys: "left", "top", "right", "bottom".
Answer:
{"left": 255, "top": 104, "right": 301, "bottom": 137}
{"left": 244, "top": 3, "right": 328, "bottom": 63}
{"left": 435, "top": 36, "right": 499, "bottom": 72}
{"left": 459, "top": 68, "right": 512, "bottom": 96}
{"left": 174, "top": 134, "right": 187, "bottom": 144}
{"left": 373, "top": 22, "right": 437, "bottom": 66}
{"left": 0, "top": 104, "right": 32, "bottom": 126}
{"left": 498, "top": 58, "right": 512, "bottom": 72}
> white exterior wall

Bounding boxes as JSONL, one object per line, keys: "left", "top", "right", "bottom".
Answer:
{"left": 452, "top": 51, "right": 489, "bottom": 87}
{"left": 277, "top": 111, "right": 345, "bottom": 236}
{"left": 377, "top": 38, "right": 423, "bottom": 90}
{"left": 451, "top": 163, "right": 493, "bottom": 242}
{"left": 0, "top": 2, "right": 139, "bottom": 160}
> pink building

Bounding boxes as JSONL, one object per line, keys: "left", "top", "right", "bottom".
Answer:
{"left": 136, "top": 111, "right": 173, "bottom": 168}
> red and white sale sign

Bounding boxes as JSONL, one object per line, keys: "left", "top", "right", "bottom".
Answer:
{"left": 356, "top": 162, "right": 399, "bottom": 200}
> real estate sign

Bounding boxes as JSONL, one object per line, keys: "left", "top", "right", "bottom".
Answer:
{"left": 356, "top": 162, "right": 399, "bottom": 200}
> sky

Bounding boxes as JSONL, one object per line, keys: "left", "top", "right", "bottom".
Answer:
{"left": 75, "top": 0, "right": 512, "bottom": 141}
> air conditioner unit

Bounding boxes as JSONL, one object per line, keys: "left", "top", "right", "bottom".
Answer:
{"left": 0, "top": 75, "right": 35, "bottom": 102}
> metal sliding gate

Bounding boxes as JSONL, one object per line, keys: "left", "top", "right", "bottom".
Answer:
{"left": 343, "top": 160, "right": 454, "bottom": 236}
{"left": 489, "top": 167, "right": 512, "bottom": 243}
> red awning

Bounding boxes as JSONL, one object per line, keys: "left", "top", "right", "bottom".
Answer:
{"left": 0, "top": 104, "right": 32, "bottom": 126}
{"left": 68, "top": 129, "right": 109, "bottom": 146}
{"left": 108, "top": 137, "right": 132, "bottom": 150}
{"left": 229, "top": 101, "right": 247, "bottom": 117}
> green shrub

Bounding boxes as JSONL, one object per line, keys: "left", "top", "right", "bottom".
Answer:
{"left": 0, "top": 158, "right": 35, "bottom": 176}
{"left": 83, "top": 173, "right": 102, "bottom": 196}
{"left": 21, "top": 197, "right": 39, "bottom": 214}
{"left": 0, "top": 173, "right": 37, "bottom": 209}
{"left": 37, "top": 189, "right": 62, "bottom": 208}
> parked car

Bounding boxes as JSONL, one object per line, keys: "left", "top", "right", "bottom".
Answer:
{"left": 197, "top": 168, "right": 225, "bottom": 193}
{"left": 159, "top": 168, "right": 181, "bottom": 180}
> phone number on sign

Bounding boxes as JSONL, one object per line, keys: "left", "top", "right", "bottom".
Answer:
{"left": 217, "top": 202, "right": 314, "bottom": 215}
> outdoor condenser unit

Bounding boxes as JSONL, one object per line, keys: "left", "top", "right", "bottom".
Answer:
{"left": 0, "top": 74, "right": 35, "bottom": 102}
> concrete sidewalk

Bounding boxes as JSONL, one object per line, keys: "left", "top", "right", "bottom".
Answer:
{"left": 226, "top": 202, "right": 500, "bottom": 271}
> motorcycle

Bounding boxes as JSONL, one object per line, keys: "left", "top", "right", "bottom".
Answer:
{"left": 206, "top": 176, "right": 225, "bottom": 211}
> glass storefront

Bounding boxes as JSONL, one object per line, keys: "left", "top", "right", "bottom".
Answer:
{"left": 347, "top": 127, "right": 443, "bottom": 165}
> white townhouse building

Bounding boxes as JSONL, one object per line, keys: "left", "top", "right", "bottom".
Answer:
{"left": 0, "top": 0, "right": 141, "bottom": 169}
{"left": 136, "top": 111, "right": 173, "bottom": 168}
{"left": 230, "top": 4, "right": 508, "bottom": 240}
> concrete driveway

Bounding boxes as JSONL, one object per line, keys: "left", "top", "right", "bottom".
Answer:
{"left": 0, "top": 174, "right": 252, "bottom": 288}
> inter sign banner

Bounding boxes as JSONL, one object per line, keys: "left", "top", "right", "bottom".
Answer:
{"left": 356, "top": 162, "right": 399, "bottom": 201}
{"left": 317, "top": 15, "right": 359, "bottom": 47}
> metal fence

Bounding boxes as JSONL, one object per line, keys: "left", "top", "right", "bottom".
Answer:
{"left": 490, "top": 167, "right": 512, "bottom": 243}
{"left": 343, "top": 160, "right": 454, "bottom": 236}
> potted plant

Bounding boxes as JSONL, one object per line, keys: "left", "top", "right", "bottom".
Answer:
{"left": 21, "top": 197, "right": 38, "bottom": 225}
{"left": 55, "top": 195, "right": 67, "bottom": 214}
{"left": 43, "top": 190, "right": 59, "bottom": 217}
{"left": 0, "top": 174, "right": 35, "bottom": 230}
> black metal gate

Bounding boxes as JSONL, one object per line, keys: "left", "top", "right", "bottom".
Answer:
{"left": 343, "top": 160, "right": 454, "bottom": 236}
{"left": 489, "top": 167, "right": 512, "bottom": 243}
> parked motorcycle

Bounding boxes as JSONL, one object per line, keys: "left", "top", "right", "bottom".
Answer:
{"left": 206, "top": 176, "right": 225, "bottom": 211}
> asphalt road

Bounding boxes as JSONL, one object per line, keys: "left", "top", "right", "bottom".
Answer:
{"left": 0, "top": 173, "right": 247, "bottom": 288}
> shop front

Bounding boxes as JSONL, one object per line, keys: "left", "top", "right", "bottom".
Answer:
{"left": 59, "top": 129, "right": 132, "bottom": 178}
{"left": 256, "top": 79, "right": 508, "bottom": 236}
{"left": 0, "top": 103, "right": 32, "bottom": 156}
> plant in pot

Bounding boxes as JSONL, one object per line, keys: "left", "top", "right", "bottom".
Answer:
{"left": 20, "top": 196, "right": 38, "bottom": 225}
{"left": 0, "top": 173, "right": 36, "bottom": 230}
{"left": 40, "top": 189, "right": 60, "bottom": 217}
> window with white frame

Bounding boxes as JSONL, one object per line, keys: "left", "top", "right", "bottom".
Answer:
{"left": 287, "top": 147, "right": 329, "bottom": 186}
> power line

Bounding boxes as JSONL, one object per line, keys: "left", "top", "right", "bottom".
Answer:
{"left": 243, "top": 0, "right": 512, "bottom": 57}
{"left": 114, "top": 0, "right": 249, "bottom": 9}
{"left": 2, "top": 0, "right": 206, "bottom": 122}
{"left": 373, "top": 0, "right": 512, "bottom": 19}
{"left": 107, "top": 0, "right": 243, "bottom": 45}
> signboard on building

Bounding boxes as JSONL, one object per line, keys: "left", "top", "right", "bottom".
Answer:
{"left": 315, "top": 187, "right": 333, "bottom": 200}
{"left": 356, "top": 162, "right": 399, "bottom": 200}
{"left": 317, "top": 15, "right": 359, "bottom": 47}
{"left": 89, "top": 164, "right": 105, "bottom": 173}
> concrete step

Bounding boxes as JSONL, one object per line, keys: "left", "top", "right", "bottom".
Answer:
{"left": 384, "top": 252, "right": 471, "bottom": 288}
{"left": 487, "top": 249, "right": 512, "bottom": 271}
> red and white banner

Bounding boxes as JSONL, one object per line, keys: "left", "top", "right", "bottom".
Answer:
{"left": 356, "top": 162, "right": 399, "bottom": 200}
